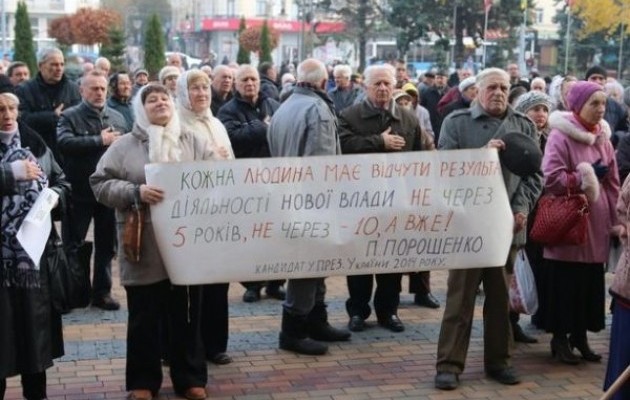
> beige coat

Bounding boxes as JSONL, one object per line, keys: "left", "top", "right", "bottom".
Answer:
{"left": 90, "top": 126, "right": 213, "bottom": 286}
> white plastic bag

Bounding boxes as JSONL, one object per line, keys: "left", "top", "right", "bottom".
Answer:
{"left": 509, "top": 249, "right": 539, "bottom": 315}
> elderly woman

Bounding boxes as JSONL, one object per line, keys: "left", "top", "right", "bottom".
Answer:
{"left": 175, "top": 70, "right": 234, "bottom": 365}
{"left": 159, "top": 66, "right": 180, "bottom": 99}
{"left": 508, "top": 91, "right": 554, "bottom": 344}
{"left": 0, "top": 92, "right": 70, "bottom": 400}
{"left": 542, "top": 81, "right": 621, "bottom": 365}
{"left": 90, "top": 84, "right": 214, "bottom": 400}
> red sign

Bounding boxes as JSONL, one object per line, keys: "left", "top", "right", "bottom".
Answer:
{"left": 200, "top": 18, "right": 344, "bottom": 34}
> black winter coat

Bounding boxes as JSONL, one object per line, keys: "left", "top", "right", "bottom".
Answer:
{"left": 0, "top": 123, "right": 70, "bottom": 379}
{"left": 57, "top": 101, "right": 127, "bottom": 201}
{"left": 217, "top": 92, "right": 280, "bottom": 158}
{"left": 260, "top": 76, "right": 280, "bottom": 102}
{"left": 15, "top": 73, "right": 81, "bottom": 163}
{"left": 339, "top": 100, "right": 423, "bottom": 154}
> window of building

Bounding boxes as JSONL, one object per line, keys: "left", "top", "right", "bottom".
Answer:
{"left": 535, "top": 8, "right": 543, "bottom": 24}
{"left": 256, "top": 0, "right": 266, "bottom": 16}
{"left": 227, "top": 0, "right": 235, "bottom": 16}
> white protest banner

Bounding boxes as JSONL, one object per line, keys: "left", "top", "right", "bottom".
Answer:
{"left": 145, "top": 149, "right": 514, "bottom": 285}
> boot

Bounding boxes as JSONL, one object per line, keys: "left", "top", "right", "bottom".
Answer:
{"left": 510, "top": 312, "right": 537, "bottom": 343}
{"left": 550, "top": 334, "right": 580, "bottom": 365}
{"left": 279, "top": 309, "right": 328, "bottom": 355}
{"left": 569, "top": 332, "right": 601, "bottom": 362}
{"left": 307, "top": 303, "right": 351, "bottom": 342}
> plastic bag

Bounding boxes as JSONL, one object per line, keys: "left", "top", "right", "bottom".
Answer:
{"left": 509, "top": 249, "right": 539, "bottom": 315}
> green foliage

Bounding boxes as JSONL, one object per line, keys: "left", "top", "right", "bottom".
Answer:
{"left": 143, "top": 13, "right": 166, "bottom": 79}
{"left": 100, "top": 27, "right": 126, "bottom": 72}
{"left": 13, "top": 2, "right": 37, "bottom": 74}
{"left": 236, "top": 17, "right": 250, "bottom": 64}
{"left": 260, "top": 20, "right": 273, "bottom": 63}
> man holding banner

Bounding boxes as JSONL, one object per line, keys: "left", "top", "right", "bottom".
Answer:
{"left": 267, "top": 58, "right": 352, "bottom": 356}
{"left": 338, "top": 64, "right": 424, "bottom": 333}
{"left": 434, "top": 67, "right": 542, "bottom": 390}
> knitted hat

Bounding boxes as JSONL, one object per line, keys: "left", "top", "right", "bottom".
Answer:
{"left": 158, "top": 66, "right": 180, "bottom": 83}
{"left": 458, "top": 76, "right": 476, "bottom": 93}
{"left": 565, "top": 81, "right": 603, "bottom": 114}
{"left": 585, "top": 65, "right": 607, "bottom": 80}
{"left": 514, "top": 91, "right": 553, "bottom": 114}
{"left": 402, "top": 82, "right": 418, "bottom": 95}
{"left": 133, "top": 68, "right": 148, "bottom": 79}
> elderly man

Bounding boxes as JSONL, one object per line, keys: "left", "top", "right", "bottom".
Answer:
{"left": 211, "top": 65, "right": 234, "bottom": 115}
{"left": 217, "top": 64, "right": 286, "bottom": 303}
{"left": 530, "top": 77, "right": 546, "bottom": 92}
{"left": 421, "top": 69, "right": 449, "bottom": 143}
{"left": 7, "top": 61, "right": 30, "bottom": 87}
{"left": 131, "top": 68, "right": 148, "bottom": 97}
{"left": 167, "top": 52, "right": 184, "bottom": 71}
{"left": 434, "top": 68, "right": 542, "bottom": 390}
{"left": 328, "top": 64, "right": 363, "bottom": 113}
{"left": 94, "top": 57, "right": 111, "bottom": 77}
{"left": 57, "top": 70, "right": 127, "bottom": 311}
{"left": 15, "top": 48, "right": 81, "bottom": 163}
{"left": 268, "top": 58, "right": 351, "bottom": 356}
{"left": 339, "top": 64, "right": 425, "bottom": 334}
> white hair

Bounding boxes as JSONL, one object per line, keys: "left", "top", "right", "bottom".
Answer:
{"left": 363, "top": 64, "right": 396, "bottom": 87}
{"left": 297, "top": 59, "right": 327, "bottom": 85}
{"left": 37, "top": 48, "right": 63, "bottom": 65}
{"left": 476, "top": 67, "right": 510, "bottom": 88}
{"left": 333, "top": 64, "right": 352, "bottom": 78}
{"left": 281, "top": 73, "right": 296, "bottom": 85}
{"left": 531, "top": 77, "right": 546, "bottom": 89}
{"left": 235, "top": 64, "right": 259, "bottom": 81}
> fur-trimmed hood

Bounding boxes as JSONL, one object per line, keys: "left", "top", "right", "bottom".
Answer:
{"left": 548, "top": 110, "right": 611, "bottom": 145}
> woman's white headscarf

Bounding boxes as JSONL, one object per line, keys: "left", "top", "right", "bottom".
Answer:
{"left": 175, "top": 71, "right": 235, "bottom": 160}
{"left": 132, "top": 84, "right": 182, "bottom": 163}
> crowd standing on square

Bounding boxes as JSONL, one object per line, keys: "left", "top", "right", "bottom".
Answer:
{"left": 0, "top": 48, "right": 629, "bottom": 400}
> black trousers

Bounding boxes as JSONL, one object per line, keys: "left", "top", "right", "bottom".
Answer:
{"left": 125, "top": 280, "right": 206, "bottom": 395}
{"left": 0, "top": 372, "right": 46, "bottom": 400}
{"left": 201, "top": 283, "right": 229, "bottom": 358}
{"left": 408, "top": 271, "right": 432, "bottom": 295}
{"left": 346, "top": 273, "right": 402, "bottom": 320}
{"left": 65, "top": 199, "right": 116, "bottom": 299}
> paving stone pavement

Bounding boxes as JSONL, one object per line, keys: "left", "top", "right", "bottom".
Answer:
{"left": 4, "top": 264, "right": 612, "bottom": 400}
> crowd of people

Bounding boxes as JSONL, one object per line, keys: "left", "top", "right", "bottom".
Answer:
{"left": 0, "top": 48, "right": 629, "bottom": 400}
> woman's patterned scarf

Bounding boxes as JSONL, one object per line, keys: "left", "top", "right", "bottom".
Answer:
{"left": 0, "top": 132, "right": 48, "bottom": 288}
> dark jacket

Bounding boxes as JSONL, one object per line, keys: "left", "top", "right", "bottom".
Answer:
{"left": 0, "top": 123, "right": 69, "bottom": 378}
{"left": 211, "top": 86, "right": 233, "bottom": 115}
{"left": 56, "top": 101, "right": 127, "bottom": 201}
{"left": 328, "top": 84, "right": 363, "bottom": 114}
{"left": 107, "top": 96, "right": 134, "bottom": 133}
{"left": 339, "top": 100, "right": 422, "bottom": 154}
{"left": 421, "top": 85, "right": 447, "bottom": 143}
{"left": 616, "top": 133, "right": 630, "bottom": 182}
{"left": 260, "top": 75, "right": 280, "bottom": 102}
{"left": 15, "top": 73, "right": 81, "bottom": 163}
{"left": 217, "top": 92, "right": 280, "bottom": 158}
{"left": 605, "top": 97, "right": 629, "bottom": 148}
{"left": 441, "top": 94, "right": 472, "bottom": 118}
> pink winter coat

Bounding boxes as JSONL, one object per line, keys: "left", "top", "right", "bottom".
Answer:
{"left": 542, "top": 111, "right": 620, "bottom": 263}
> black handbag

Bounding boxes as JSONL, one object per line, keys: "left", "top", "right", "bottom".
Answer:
{"left": 46, "top": 228, "right": 91, "bottom": 313}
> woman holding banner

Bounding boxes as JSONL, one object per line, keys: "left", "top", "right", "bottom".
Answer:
{"left": 175, "top": 70, "right": 235, "bottom": 366}
{"left": 91, "top": 83, "right": 219, "bottom": 400}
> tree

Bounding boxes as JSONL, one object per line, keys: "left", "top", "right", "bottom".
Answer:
{"left": 48, "top": 15, "right": 75, "bottom": 54}
{"left": 239, "top": 25, "right": 280, "bottom": 53}
{"left": 236, "top": 16, "right": 250, "bottom": 64}
{"left": 143, "top": 13, "right": 166, "bottom": 79}
{"left": 13, "top": 1, "right": 37, "bottom": 74}
{"left": 100, "top": 26, "right": 127, "bottom": 72}
{"left": 260, "top": 20, "right": 273, "bottom": 63}
{"left": 71, "top": 8, "right": 121, "bottom": 45}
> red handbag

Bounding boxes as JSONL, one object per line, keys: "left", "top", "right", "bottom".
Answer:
{"left": 530, "top": 175, "right": 590, "bottom": 246}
